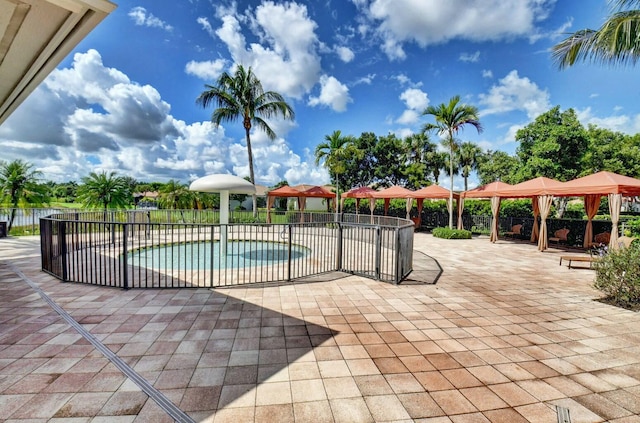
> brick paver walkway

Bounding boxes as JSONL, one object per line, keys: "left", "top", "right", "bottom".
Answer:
{"left": 1, "top": 234, "right": 639, "bottom": 422}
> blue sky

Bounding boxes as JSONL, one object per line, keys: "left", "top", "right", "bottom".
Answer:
{"left": 1, "top": 0, "right": 639, "bottom": 190}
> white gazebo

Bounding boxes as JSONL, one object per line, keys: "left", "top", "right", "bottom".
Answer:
{"left": 189, "top": 174, "right": 256, "bottom": 255}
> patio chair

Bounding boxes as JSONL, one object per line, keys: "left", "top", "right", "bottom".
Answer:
{"left": 588, "top": 231, "right": 610, "bottom": 248}
{"left": 617, "top": 236, "right": 638, "bottom": 249}
{"left": 504, "top": 224, "right": 523, "bottom": 239}
{"left": 549, "top": 228, "right": 569, "bottom": 245}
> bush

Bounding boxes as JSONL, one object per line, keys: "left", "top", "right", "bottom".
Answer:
{"left": 432, "top": 227, "right": 472, "bottom": 239}
{"left": 625, "top": 218, "right": 640, "bottom": 237}
{"left": 593, "top": 242, "right": 640, "bottom": 309}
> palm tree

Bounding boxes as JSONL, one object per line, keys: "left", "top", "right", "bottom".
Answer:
{"left": 422, "top": 96, "right": 483, "bottom": 228}
{"left": 456, "top": 142, "right": 483, "bottom": 191}
{"left": 77, "top": 171, "right": 132, "bottom": 210}
{"left": 0, "top": 159, "right": 49, "bottom": 231}
{"left": 158, "top": 180, "right": 194, "bottom": 210}
{"left": 196, "top": 65, "right": 295, "bottom": 217}
{"left": 553, "top": 0, "right": 640, "bottom": 68}
{"left": 426, "top": 150, "right": 448, "bottom": 185}
{"left": 315, "top": 130, "right": 359, "bottom": 215}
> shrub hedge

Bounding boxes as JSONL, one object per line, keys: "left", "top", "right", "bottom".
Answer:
{"left": 432, "top": 227, "right": 472, "bottom": 239}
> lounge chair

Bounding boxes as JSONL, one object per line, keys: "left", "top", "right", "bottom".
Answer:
{"left": 504, "top": 224, "right": 523, "bottom": 239}
{"left": 617, "top": 236, "right": 638, "bottom": 249}
{"left": 549, "top": 228, "right": 569, "bottom": 245}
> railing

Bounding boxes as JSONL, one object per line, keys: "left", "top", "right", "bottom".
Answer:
{"left": 40, "top": 211, "right": 414, "bottom": 289}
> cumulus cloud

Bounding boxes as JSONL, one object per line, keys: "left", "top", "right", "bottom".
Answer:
{"left": 576, "top": 107, "right": 640, "bottom": 135}
{"left": 308, "top": 75, "right": 352, "bottom": 112}
{"left": 478, "top": 70, "right": 550, "bottom": 119}
{"left": 395, "top": 88, "right": 428, "bottom": 125}
{"left": 185, "top": 59, "right": 227, "bottom": 80}
{"left": 128, "top": 7, "right": 173, "bottom": 32}
{"left": 0, "top": 49, "right": 323, "bottom": 185}
{"left": 352, "top": 0, "right": 555, "bottom": 60}
{"left": 459, "top": 51, "right": 480, "bottom": 63}
{"left": 336, "top": 46, "right": 355, "bottom": 62}
{"left": 211, "top": 2, "right": 324, "bottom": 100}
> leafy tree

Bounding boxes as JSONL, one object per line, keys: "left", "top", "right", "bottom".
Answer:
{"left": 403, "top": 133, "right": 436, "bottom": 189}
{"left": 456, "top": 141, "right": 483, "bottom": 191}
{"left": 476, "top": 150, "right": 521, "bottom": 185}
{"left": 373, "top": 133, "right": 407, "bottom": 187}
{"left": 515, "top": 106, "right": 588, "bottom": 182}
{"left": 0, "top": 160, "right": 49, "bottom": 231}
{"left": 196, "top": 65, "right": 295, "bottom": 217}
{"left": 583, "top": 125, "right": 640, "bottom": 176}
{"left": 341, "top": 132, "right": 377, "bottom": 189}
{"left": 425, "top": 150, "right": 448, "bottom": 185}
{"left": 77, "top": 171, "right": 132, "bottom": 210}
{"left": 158, "top": 180, "right": 194, "bottom": 209}
{"left": 422, "top": 95, "right": 483, "bottom": 228}
{"left": 553, "top": 0, "right": 640, "bottom": 68}
{"left": 315, "top": 131, "right": 360, "bottom": 210}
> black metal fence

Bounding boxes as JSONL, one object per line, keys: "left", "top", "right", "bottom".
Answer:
{"left": 40, "top": 211, "right": 414, "bottom": 289}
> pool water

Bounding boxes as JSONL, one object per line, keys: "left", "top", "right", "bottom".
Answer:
{"left": 128, "top": 240, "right": 309, "bottom": 270}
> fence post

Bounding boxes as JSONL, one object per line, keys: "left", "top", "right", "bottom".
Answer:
{"left": 336, "top": 222, "right": 343, "bottom": 271}
{"left": 59, "top": 221, "right": 68, "bottom": 282}
{"left": 375, "top": 226, "right": 382, "bottom": 280}
{"left": 122, "top": 224, "right": 129, "bottom": 290}
{"left": 287, "top": 225, "right": 293, "bottom": 281}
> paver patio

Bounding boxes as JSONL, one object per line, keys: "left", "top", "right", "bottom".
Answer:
{"left": 1, "top": 233, "right": 639, "bottom": 422}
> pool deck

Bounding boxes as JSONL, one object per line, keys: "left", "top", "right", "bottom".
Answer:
{"left": 1, "top": 234, "right": 640, "bottom": 422}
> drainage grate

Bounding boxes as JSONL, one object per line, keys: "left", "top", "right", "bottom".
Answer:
{"left": 557, "top": 405, "right": 571, "bottom": 423}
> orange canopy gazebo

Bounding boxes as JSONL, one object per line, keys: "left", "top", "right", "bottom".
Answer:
{"left": 493, "top": 177, "right": 566, "bottom": 251}
{"left": 547, "top": 171, "right": 640, "bottom": 249}
{"left": 462, "top": 181, "right": 513, "bottom": 243}
{"left": 266, "top": 185, "right": 304, "bottom": 223}
{"left": 341, "top": 186, "right": 377, "bottom": 215}
{"left": 301, "top": 185, "right": 336, "bottom": 212}
{"left": 411, "top": 185, "right": 460, "bottom": 228}
{"left": 371, "top": 185, "right": 415, "bottom": 219}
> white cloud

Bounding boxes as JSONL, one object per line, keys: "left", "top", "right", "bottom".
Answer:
{"left": 128, "top": 7, "right": 173, "bottom": 32}
{"left": 308, "top": 75, "right": 352, "bottom": 112}
{"left": 353, "top": 0, "right": 556, "bottom": 60}
{"left": 336, "top": 46, "right": 355, "bottom": 62}
{"left": 395, "top": 88, "right": 428, "bottom": 125}
{"left": 185, "top": 59, "right": 227, "bottom": 80}
{"left": 0, "top": 49, "right": 325, "bottom": 185}
{"left": 213, "top": 2, "right": 322, "bottom": 99}
{"left": 482, "top": 69, "right": 493, "bottom": 78}
{"left": 478, "top": 70, "right": 550, "bottom": 119}
{"left": 459, "top": 51, "right": 480, "bottom": 63}
{"left": 399, "top": 88, "right": 429, "bottom": 111}
{"left": 353, "top": 73, "right": 376, "bottom": 85}
{"left": 197, "top": 16, "right": 216, "bottom": 37}
{"left": 576, "top": 107, "right": 640, "bottom": 134}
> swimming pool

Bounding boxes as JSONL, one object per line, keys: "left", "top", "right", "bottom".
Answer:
{"left": 128, "top": 240, "right": 310, "bottom": 270}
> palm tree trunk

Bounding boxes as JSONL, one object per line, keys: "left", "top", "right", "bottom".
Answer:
{"left": 448, "top": 137, "right": 454, "bottom": 229}
{"left": 246, "top": 129, "right": 258, "bottom": 219}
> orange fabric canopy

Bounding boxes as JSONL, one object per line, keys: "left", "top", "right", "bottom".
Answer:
{"left": 493, "top": 177, "right": 565, "bottom": 198}
{"left": 267, "top": 185, "right": 303, "bottom": 197}
{"left": 411, "top": 184, "right": 458, "bottom": 199}
{"left": 341, "top": 186, "right": 377, "bottom": 198}
{"left": 301, "top": 185, "right": 335, "bottom": 198}
{"left": 547, "top": 171, "right": 640, "bottom": 196}
{"left": 371, "top": 185, "right": 414, "bottom": 198}
{"left": 462, "top": 181, "right": 513, "bottom": 198}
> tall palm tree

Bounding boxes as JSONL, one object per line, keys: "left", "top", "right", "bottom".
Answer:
{"left": 426, "top": 151, "right": 448, "bottom": 185}
{"left": 314, "top": 130, "right": 359, "bottom": 215}
{"left": 196, "top": 65, "right": 295, "bottom": 217}
{"left": 456, "top": 142, "right": 483, "bottom": 191}
{"left": 0, "top": 159, "right": 49, "bottom": 231}
{"left": 422, "top": 96, "right": 483, "bottom": 228}
{"left": 553, "top": 0, "right": 640, "bottom": 68}
{"left": 77, "top": 171, "right": 132, "bottom": 210}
